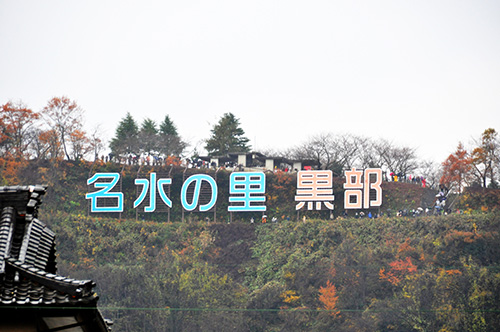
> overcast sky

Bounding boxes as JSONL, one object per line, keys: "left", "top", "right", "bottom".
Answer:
{"left": 1, "top": 1, "right": 499, "bottom": 163}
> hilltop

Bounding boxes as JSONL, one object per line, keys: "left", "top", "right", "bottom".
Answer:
{"left": 10, "top": 159, "right": 458, "bottom": 219}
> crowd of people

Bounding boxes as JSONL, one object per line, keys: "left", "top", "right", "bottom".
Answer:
{"left": 389, "top": 172, "right": 427, "bottom": 187}
{"left": 105, "top": 152, "right": 167, "bottom": 166}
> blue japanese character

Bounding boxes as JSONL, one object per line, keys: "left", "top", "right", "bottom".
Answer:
{"left": 86, "top": 173, "right": 123, "bottom": 212}
{"left": 134, "top": 172, "right": 172, "bottom": 212}
{"left": 181, "top": 174, "right": 217, "bottom": 212}
{"left": 228, "top": 172, "right": 266, "bottom": 212}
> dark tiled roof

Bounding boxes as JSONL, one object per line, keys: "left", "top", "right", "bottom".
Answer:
{"left": 0, "top": 185, "right": 111, "bottom": 331}
{"left": 1, "top": 258, "right": 98, "bottom": 305}
{"left": 0, "top": 186, "right": 104, "bottom": 308}
{"left": 0, "top": 185, "right": 46, "bottom": 218}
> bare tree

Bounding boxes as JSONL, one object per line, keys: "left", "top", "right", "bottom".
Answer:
{"left": 290, "top": 133, "right": 367, "bottom": 175}
{"left": 375, "top": 139, "right": 418, "bottom": 177}
{"left": 336, "top": 134, "right": 367, "bottom": 170}
{"left": 357, "top": 138, "right": 385, "bottom": 170}
{"left": 417, "top": 160, "right": 442, "bottom": 189}
{"left": 290, "top": 133, "right": 335, "bottom": 171}
{"left": 88, "top": 125, "right": 105, "bottom": 162}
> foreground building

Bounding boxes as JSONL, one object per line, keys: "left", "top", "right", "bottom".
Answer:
{"left": 0, "top": 186, "right": 111, "bottom": 331}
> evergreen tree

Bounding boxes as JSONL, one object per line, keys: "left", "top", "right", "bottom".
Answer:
{"left": 110, "top": 112, "right": 139, "bottom": 157}
{"left": 139, "top": 118, "right": 159, "bottom": 153}
{"left": 140, "top": 118, "right": 158, "bottom": 135}
{"left": 159, "top": 115, "right": 178, "bottom": 136}
{"left": 205, "top": 113, "right": 250, "bottom": 155}
{"left": 158, "top": 115, "right": 186, "bottom": 157}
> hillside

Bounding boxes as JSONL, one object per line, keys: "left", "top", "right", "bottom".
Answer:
{"left": 9, "top": 160, "right": 448, "bottom": 220}
{"left": 5, "top": 160, "right": 500, "bottom": 330}
{"left": 44, "top": 212, "right": 500, "bottom": 332}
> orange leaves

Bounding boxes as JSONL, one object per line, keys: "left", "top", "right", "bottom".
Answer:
{"left": 42, "top": 96, "right": 84, "bottom": 160}
{"left": 164, "top": 155, "right": 182, "bottom": 166}
{"left": 0, "top": 101, "right": 39, "bottom": 158}
{"left": 318, "top": 280, "right": 340, "bottom": 317}
{"left": 379, "top": 257, "right": 417, "bottom": 286}
{"left": 470, "top": 128, "right": 498, "bottom": 188}
{"left": 37, "top": 129, "right": 62, "bottom": 160}
{"left": 266, "top": 171, "right": 295, "bottom": 208}
{"left": 445, "top": 269, "right": 462, "bottom": 276}
{"left": 440, "top": 142, "right": 472, "bottom": 192}
{"left": 273, "top": 170, "right": 293, "bottom": 191}
{"left": 69, "top": 129, "right": 91, "bottom": 160}
{"left": 446, "top": 230, "right": 476, "bottom": 244}
{"left": 444, "top": 228, "right": 494, "bottom": 244}
{"left": 43, "top": 96, "right": 80, "bottom": 114}
{"left": 0, "top": 157, "right": 22, "bottom": 185}
{"left": 397, "top": 237, "right": 415, "bottom": 257}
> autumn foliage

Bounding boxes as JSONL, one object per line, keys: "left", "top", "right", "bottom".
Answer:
{"left": 0, "top": 101, "right": 39, "bottom": 158}
{"left": 318, "top": 280, "right": 340, "bottom": 318}
{"left": 41, "top": 212, "right": 500, "bottom": 332}
{"left": 440, "top": 142, "right": 472, "bottom": 192}
{"left": 1, "top": 97, "right": 100, "bottom": 162}
{"left": 379, "top": 256, "right": 418, "bottom": 285}
{"left": 42, "top": 96, "right": 85, "bottom": 160}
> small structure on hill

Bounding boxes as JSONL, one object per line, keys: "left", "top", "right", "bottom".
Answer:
{"left": 0, "top": 186, "right": 111, "bottom": 331}
{"left": 201, "top": 151, "right": 320, "bottom": 171}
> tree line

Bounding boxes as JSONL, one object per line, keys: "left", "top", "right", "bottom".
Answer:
{"left": 1, "top": 98, "right": 102, "bottom": 161}
{"left": 1, "top": 97, "right": 499, "bottom": 191}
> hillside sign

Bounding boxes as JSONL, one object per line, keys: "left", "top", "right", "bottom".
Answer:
{"left": 86, "top": 168, "right": 382, "bottom": 213}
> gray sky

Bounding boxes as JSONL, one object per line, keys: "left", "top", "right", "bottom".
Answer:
{"left": 1, "top": 0, "right": 499, "bottom": 163}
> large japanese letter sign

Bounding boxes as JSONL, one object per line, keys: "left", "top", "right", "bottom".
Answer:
{"left": 295, "top": 170, "right": 335, "bottom": 210}
{"left": 134, "top": 172, "right": 172, "bottom": 212}
{"left": 181, "top": 174, "right": 218, "bottom": 212}
{"left": 87, "top": 168, "right": 383, "bottom": 214}
{"left": 86, "top": 173, "right": 123, "bottom": 212}
{"left": 228, "top": 172, "right": 266, "bottom": 212}
{"left": 343, "top": 168, "right": 382, "bottom": 209}
{"left": 364, "top": 168, "right": 382, "bottom": 208}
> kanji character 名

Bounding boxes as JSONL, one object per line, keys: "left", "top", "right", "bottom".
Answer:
{"left": 86, "top": 173, "right": 123, "bottom": 212}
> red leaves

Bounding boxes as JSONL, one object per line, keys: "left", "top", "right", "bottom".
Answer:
{"left": 379, "top": 257, "right": 417, "bottom": 286}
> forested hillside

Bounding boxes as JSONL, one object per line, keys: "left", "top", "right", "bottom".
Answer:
{"left": 45, "top": 212, "right": 500, "bottom": 332}
{"left": 3, "top": 160, "right": 500, "bottom": 331}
